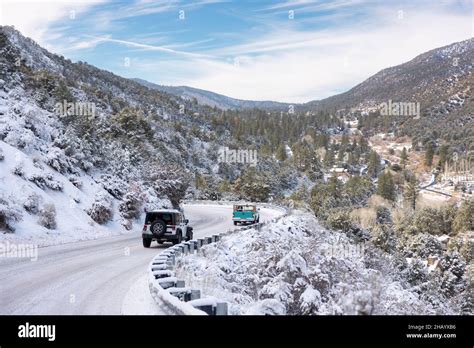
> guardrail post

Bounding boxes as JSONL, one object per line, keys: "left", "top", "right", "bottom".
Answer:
{"left": 189, "top": 240, "right": 197, "bottom": 253}
{"left": 153, "top": 270, "right": 174, "bottom": 279}
{"left": 151, "top": 264, "right": 168, "bottom": 271}
{"left": 197, "top": 238, "right": 205, "bottom": 247}
{"left": 194, "top": 305, "right": 213, "bottom": 315}
{"left": 216, "top": 302, "right": 228, "bottom": 315}
{"left": 190, "top": 289, "right": 200, "bottom": 300}
{"left": 183, "top": 242, "right": 191, "bottom": 254}
{"left": 206, "top": 237, "right": 212, "bottom": 244}
{"left": 176, "top": 280, "right": 185, "bottom": 288}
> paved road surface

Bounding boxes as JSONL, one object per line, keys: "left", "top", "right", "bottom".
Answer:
{"left": 0, "top": 204, "right": 282, "bottom": 314}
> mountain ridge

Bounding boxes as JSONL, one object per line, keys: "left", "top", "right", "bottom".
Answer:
{"left": 132, "top": 37, "right": 473, "bottom": 120}
{"left": 132, "top": 78, "right": 291, "bottom": 111}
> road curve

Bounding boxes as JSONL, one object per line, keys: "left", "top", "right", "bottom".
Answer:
{"left": 0, "top": 204, "right": 282, "bottom": 314}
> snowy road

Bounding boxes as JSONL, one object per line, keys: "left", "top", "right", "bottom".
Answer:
{"left": 0, "top": 204, "right": 282, "bottom": 314}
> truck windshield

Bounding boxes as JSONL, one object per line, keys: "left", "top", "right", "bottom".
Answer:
{"left": 235, "top": 205, "right": 255, "bottom": 212}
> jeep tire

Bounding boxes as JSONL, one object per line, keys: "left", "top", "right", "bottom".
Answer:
{"left": 173, "top": 231, "right": 182, "bottom": 245}
{"left": 150, "top": 219, "right": 166, "bottom": 237}
{"left": 185, "top": 227, "right": 193, "bottom": 241}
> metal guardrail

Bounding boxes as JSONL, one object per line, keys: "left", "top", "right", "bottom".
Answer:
{"left": 147, "top": 202, "right": 290, "bottom": 315}
{"left": 147, "top": 234, "right": 228, "bottom": 315}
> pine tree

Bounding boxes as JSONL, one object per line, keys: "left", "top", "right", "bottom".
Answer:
{"left": 276, "top": 144, "right": 287, "bottom": 161}
{"left": 341, "top": 134, "right": 349, "bottom": 146}
{"left": 323, "top": 145, "right": 335, "bottom": 167}
{"left": 377, "top": 171, "right": 396, "bottom": 201}
{"left": 337, "top": 147, "right": 344, "bottom": 162}
{"left": 400, "top": 147, "right": 408, "bottom": 168}
{"left": 367, "top": 150, "right": 381, "bottom": 178}
{"left": 53, "top": 79, "right": 75, "bottom": 103}
{"left": 425, "top": 143, "right": 434, "bottom": 167}
{"left": 438, "top": 144, "right": 448, "bottom": 168}
{"left": 351, "top": 138, "right": 357, "bottom": 151}
{"left": 452, "top": 198, "right": 474, "bottom": 234}
{"left": 404, "top": 173, "right": 419, "bottom": 210}
{"left": 359, "top": 137, "right": 369, "bottom": 153}
{"left": 147, "top": 164, "right": 192, "bottom": 208}
{"left": 218, "top": 179, "right": 231, "bottom": 193}
{"left": 348, "top": 152, "right": 356, "bottom": 166}
{"left": 233, "top": 168, "right": 270, "bottom": 202}
{"left": 327, "top": 174, "right": 343, "bottom": 200}
{"left": 195, "top": 174, "right": 207, "bottom": 190}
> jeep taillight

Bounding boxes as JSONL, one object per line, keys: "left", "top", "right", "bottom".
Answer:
{"left": 143, "top": 224, "right": 148, "bottom": 232}
{"left": 171, "top": 225, "right": 176, "bottom": 231}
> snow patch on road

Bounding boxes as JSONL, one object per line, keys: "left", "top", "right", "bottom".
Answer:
{"left": 121, "top": 274, "right": 165, "bottom": 315}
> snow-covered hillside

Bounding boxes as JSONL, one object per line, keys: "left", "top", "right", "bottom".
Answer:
{"left": 0, "top": 26, "right": 215, "bottom": 245}
{"left": 0, "top": 139, "right": 171, "bottom": 246}
{"left": 175, "top": 211, "right": 465, "bottom": 315}
{"left": 0, "top": 25, "right": 303, "bottom": 244}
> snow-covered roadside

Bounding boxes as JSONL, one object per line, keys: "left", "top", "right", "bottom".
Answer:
{"left": 174, "top": 211, "right": 456, "bottom": 315}
{"left": 138, "top": 204, "right": 286, "bottom": 315}
{"left": 121, "top": 274, "right": 165, "bottom": 315}
{"left": 0, "top": 140, "right": 168, "bottom": 247}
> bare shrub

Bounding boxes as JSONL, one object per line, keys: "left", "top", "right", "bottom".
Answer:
{"left": 38, "top": 203, "right": 57, "bottom": 229}
{"left": 0, "top": 197, "right": 22, "bottom": 232}
{"left": 87, "top": 192, "right": 113, "bottom": 224}
{"left": 28, "top": 172, "right": 63, "bottom": 191}
{"left": 23, "top": 192, "right": 41, "bottom": 214}
{"left": 350, "top": 207, "right": 377, "bottom": 229}
{"left": 367, "top": 194, "right": 392, "bottom": 209}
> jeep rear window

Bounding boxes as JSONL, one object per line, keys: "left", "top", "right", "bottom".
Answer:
{"left": 145, "top": 213, "right": 174, "bottom": 224}
{"left": 235, "top": 205, "right": 255, "bottom": 212}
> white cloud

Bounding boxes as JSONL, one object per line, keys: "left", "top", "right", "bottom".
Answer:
{"left": 90, "top": 36, "right": 215, "bottom": 59}
{"left": 1, "top": 1, "right": 472, "bottom": 103}
{"left": 167, "top": 9, "right": 473, "bottom": 102}
{"left": 264, "top": 0, "right": 322, "bottom": 11}
{"left": 0, "top": 0, "right": 107, "bottom": 47}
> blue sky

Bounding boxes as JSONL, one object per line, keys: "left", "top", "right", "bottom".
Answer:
{"left": 1, "top": 0, "right": 473, "bottom": 102}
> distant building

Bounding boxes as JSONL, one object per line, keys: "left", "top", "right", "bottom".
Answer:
{"left": 328, "top": 167, "right": 351, "bottom": 183}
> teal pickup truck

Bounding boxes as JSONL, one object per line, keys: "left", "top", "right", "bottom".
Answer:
{"left": 232, "top": 204, "right": 260, "bottom": 225}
